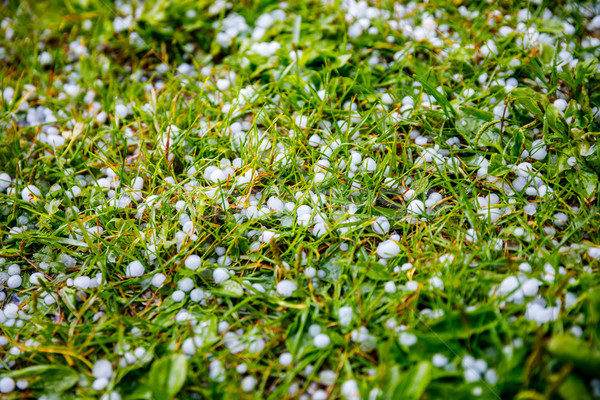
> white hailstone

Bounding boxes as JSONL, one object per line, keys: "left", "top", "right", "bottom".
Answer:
{"left": 172, "top": 290, "right": 185, "bottom": 302}
{"left": 279, "top": 352, "right": 293, "bottom": 367}
{"left": 464, "top": 228, "right": 478, "bottom": 243}
{"left": 178, "top": 278, "right": 194, "bottom": 292}
{"left": 524, "top": 203, "right": 537, "bottom": 216}
{"left": 209, "top": 360, "right": 225, "bottom": 382}
{"left": 267, "top": 197, "right": 285, "bottom": 212}
{"left": 313, "top": 390, "right": 328, "bottom": 400}
{"left": 248, "top": 337, "right": 266, "bottom": 353}
{"left": 341, "top": 379, "right": 360, "bottom": 399}
{"left": 407, "top": 199, "right": 425, "bottom": 215}
{"left": 588, "top": 247, "right": 600, "bottom": 259}
{"left": 384, "top": 281, "right": 397, "bottom": 294}
{"left": 362, "top": 158, "right": 377, "bottom": 171}
{"left": 216, "top": 79, "right": 230, "bottom": 91}
{"left": 190, "top": 288, "right": 205, "bottom": 302}
{"left": 29, "top": 272, "right": 43, "bottom": 285}
{"left": 304, "top": 267, "right": 317, "bottom": 278}
{"left": 498, "top": 276, "right": 520, "bottom": 299}
{"left": 308, "top": 325, "right": 322, "bottom": 338}
{"left": 39, "top": 51, "right": 52, "bottom": 65}
{"left": 294, "top": 114, "right": 308, "bottom": 129}
{"left": 473, "top": 359, "right": 487, "bottom": 374}
{"left": 313, "top": 333, "right": 330, "bottom": 348}
{"left": 553, "top": 99, "right": 567, "bottom": 112}
{"left": 464, "top": 368, "right": 481, "bottom": 383}
{"left": 7, "top": 265, "right": 19, "bottom": 275}
{"left": 182, "top": 337, "right": 196, "bottom": 355}
{"left": 218, "top": 321, "right": 230, "bottom": 334}
{"left": 530, "top": 139, "right": 547, "bottom": 160}
{"left": 74, "top": 276, "right": 91, "bottom": 290}
{"left": 100, "top": 391, "right": 121, "bottom": 400}
{"left": 525, "top": 302, "right": 560, "bottom": 324}
{"left": 405, "top": 281, "right": 419, "bottom": 291}
{"left": 277, "top": 280, "right": 297, "bottom": 297}
{"left": 400, "top": 262, "right": 413, "bottom": 271}
{"left": 91, "top": 360, "right": 114, "bottom": 382}
{"left": 125, "top": 261, "right": 145, "bottom": 277}
{"left": 21, "top": 185, "right": 41, "bottom": 203}
{"left": 0, "top": 377, "right": 15, "bottom": 393}
{"left": 260, "top": 230, "right": 277, "bottom": 243}
{"left": 371, "top": 216, "right": 390, "bottom": 235}
{"left": 398, "top": 332, "right": 417, "bottom": 346}
{"left": 210, "top": 168, "right": 227, "bottom": 183}
{"left": 16, "top": 379, "right": 27, "bottom": 390}
{"left": 236, "top": 363, "right": 248, "bottom": 374}
{"left": 432, "top": 353, "right": 448, "bottom": 367}
{"left": 429, "top": 276, "right": 444, "bottom": 290}
{"left": 241, "top": 376, "right": 256, "bottom": 392}
{"left": 313, "top": 223, "right": 328, "bottom": 237}
{"left": 485, "top": 369, "right": 498, "bottom": 385}
{"left": 376, "top": 239, "right": 400, "bottom": 259}
{"left": 96, "top": 111, "right": 108, "bottom": 124}
{"left": 521, "top": 278, "right": 541, "bottom": 297}
{"left": 185, "top": 255, "right": 201, "bottom": 270}
{"left": 7, "top": 275, "right": 21, "bottom": 289}
{"left": 115, "top": 104, "right": 128, "bottom": 118}
{"left": 92, "top": 378, "right": 109, "bottom": 391}
{"left": 338, "top": 306, "right": 353, "bottom": 328}
{"left": 213, "top": 268, "right": 230, "bottom": 284}
{"left": 151, "top": 273, "right": 166, "bottom": 287}
{"left": 308, "top": 134, "right": 322, "bottom": 147}
{"left": 48, "top": 134, "right": 66, "bottom": 147}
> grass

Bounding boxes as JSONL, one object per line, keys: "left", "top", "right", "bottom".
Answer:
{"left": 0, "top": 0, "right": 600, "bottom": 399}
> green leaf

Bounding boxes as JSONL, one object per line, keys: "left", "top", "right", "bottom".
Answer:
{"left": 413, "top": 74, "right": 456, "bottom": 119}
{"left": 547, "top": 335, "right": 600, "bottom": 371}
{"left": 148, "top": 354, "right": 188, "bottom": 400}
{"left": 358, "top": 261, "right": 392, "bottom": 281}
{"left": 418, "top": 306, "right": 498, "bottom": 339}
{"left": 588, "top": 287, "right": 600, "bottom": 326}
{"left": 333, "top": 54, "right": 352, "bottom": 69}
{"left": 402, "top": 361, "right": 433, "bottom": 399}
{"left": 566, "top": 169, "right": 598, "bottom": 199}
{"left": 538, "top": 19, "right": 564, "bottom": 34}
{"left": 558, "top": 374, "right": 592, "bottom": 400}
{"left": 320, "top": 257, "right": 342, "bottom": 282}
{"left": 512, "top": 93, "right": 545, "bottom": 120}
{"left": 6, "top": 365, "right": 78, "bottom": 394}
{"left": 510, "top": 128, "right": 525, "bottom": 159}
{"left": 546, "top": 104, "right": 569, "bottom": 138}
{"left": 217, "top": 280, "right": 244, "bottom": 297}
{"left": 44, "top": 198, "right": 62, "bottom": 215}
{"left": 387, "top": 362, "right": 433, "bottom": 400}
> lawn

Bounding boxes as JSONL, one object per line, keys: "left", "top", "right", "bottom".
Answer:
{"left": 0, "top": 0, "right": 600, "bottom": 398}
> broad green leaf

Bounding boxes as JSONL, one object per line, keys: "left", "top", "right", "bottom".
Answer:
{"left": 217, "top": 280, "right": 244, "bottom": 297}
{"left": 558, "top": 374, "right": 592, "bottom": 400}
{"left": 320, "top": 257, "right": 342, "bottom": 282}
{"left": 44, "top": 198, "right": 62, "bottom": 215}
{"left": 5, "top": 365, "right": 78, "bottom": 394}
{"left": 386, "top": 362, "right": 433, "bottom": 400}
{"left": 359, "top": 261, "right": 392, "bottom": 281}
{"left": 418, "top": 306, "right": 498, "bottom": 339}
{"left": 413, "top": 74, "right": 456, "bottom": 119}
{"left": 149, "top": 354, "right": 188, "bottom": 400}
{"left": 547, "top": 335, "right": 600, "bottom": 371}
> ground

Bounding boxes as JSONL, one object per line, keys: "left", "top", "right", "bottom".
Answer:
{"left": 0, "top": 0, "right": 600, "bottom": 399}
